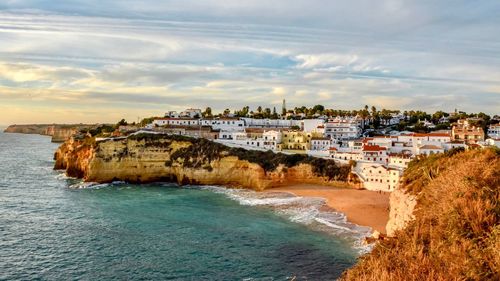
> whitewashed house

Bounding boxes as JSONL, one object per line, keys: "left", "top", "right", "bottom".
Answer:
{"left": 324, "top": 118, "right": 362, "bottom": 141}
{"left": 302, "top": 119, "right": 325, "bottom": 132}
{"left": 416, "top": 144, "right": 444, "bottom": 155}
{"left": 488, "top": 124, "right": 500, "bottom": 138}
{"left": 241, "top": 118, "right": 301, "bottom": 128}
{"left": 152, "top": 118, "right": 199, "bottom": 127}
{"left": 310, "top": 137, "right": 331, "bottom": 151}
{"left": 201, "top": 118, "right": 245, "bottom": 131}
{"left": 354, "top": 162, "right": 401, "bottom": 192}
{"left": 179, "top": 108, "right": 202, "bottom": 118}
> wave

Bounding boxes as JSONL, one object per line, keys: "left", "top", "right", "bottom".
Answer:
{"left": 54, "top": 172, "right": 77, "bottom": 180}
{"left": 200, "top": 185, "right": 373, "bottom": 254}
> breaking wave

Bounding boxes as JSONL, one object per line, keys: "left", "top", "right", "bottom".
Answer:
{"left": 200, "top": 186, "right": 374, "bottom": 254}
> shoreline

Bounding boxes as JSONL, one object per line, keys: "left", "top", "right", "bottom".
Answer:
{"left": 263, "top": 184, "right": 390, "bottom": 234}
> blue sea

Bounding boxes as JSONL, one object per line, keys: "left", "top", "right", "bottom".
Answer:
{"left": 0, "top": 132, "right": 369, "bottom": 280}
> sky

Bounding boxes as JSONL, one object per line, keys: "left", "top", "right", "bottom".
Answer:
{"left": 0, "top": 1, "right": 499, "bottom": 124}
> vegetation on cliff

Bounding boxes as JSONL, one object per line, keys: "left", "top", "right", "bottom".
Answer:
{"left": 342, "top": 148, "right": 500, "bottom": 281}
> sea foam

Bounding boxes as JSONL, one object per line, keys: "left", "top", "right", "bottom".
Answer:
{"left": 200, "top": 185, "right": 374, "bottom": 254}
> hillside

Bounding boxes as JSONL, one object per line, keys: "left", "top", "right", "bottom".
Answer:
{"left": 342, "top": 148, "right": 500, "bottom": 280}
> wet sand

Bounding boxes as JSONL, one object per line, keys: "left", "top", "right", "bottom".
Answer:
{"left": 265, "top": 184, "right": 390, "bottom": 234}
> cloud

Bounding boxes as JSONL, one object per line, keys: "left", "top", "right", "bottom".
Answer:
{"left": 294, "top": 53, "right": 359, "bottom": 69}
{"left": 272, "top": 87, "right": 287, "bottom": 96}
{"left": 0, "top": 1, "right": 499, "bottom": 124}
{"left": 0, "top": 62, "right": 91, "bottom": 82}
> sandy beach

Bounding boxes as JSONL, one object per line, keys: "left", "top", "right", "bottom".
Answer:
{"left": 265, "top": 184, "right": 390, "bottom": 234}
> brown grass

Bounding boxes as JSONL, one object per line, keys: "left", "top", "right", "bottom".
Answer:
{"left": 341, "top": 148, "right": 500, "bottom": 281}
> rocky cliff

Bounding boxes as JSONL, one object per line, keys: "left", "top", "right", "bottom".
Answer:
{"left": 51, "top": 127, "right": 79, "bottom": 142}
{"left": 54, "top": 133, "right": 354, "bottom": 190}
{"left": 385, "top": 188, "right": 416, "bottom": 236}
{"left": 4, "top": 124, "right": 54, "bottom": 135}
{"left": 5, "top": 124, "right": 100, "bottom": 142}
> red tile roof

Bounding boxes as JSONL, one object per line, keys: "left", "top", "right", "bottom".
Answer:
{"left": 362, "top": 145, "right": 387, "bottom": 151}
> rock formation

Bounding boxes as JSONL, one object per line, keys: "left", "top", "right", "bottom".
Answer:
{"left": 385, "top": 188, "right": 417, "bottom": 236}
{"left": 54, "top": 133, "right": 355, "bottom": 190}
{"left": 4, "top": 124, "right": 100, "bottom": 142}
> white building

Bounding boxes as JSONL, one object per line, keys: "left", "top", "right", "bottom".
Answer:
{"left": 152, "top": 118, "right": 199, "bottom": 127}
{"left": 388, "top": 154, "right": 413, "bottom": 169}
{"left": 330, "top": 149, "right": 363, "bottom": 163}
{"left": 179, "top": 108, "right": 202, "bottom": 118}
{"left": 201, "top": 118, "right": 245, "bottom": 131}
{"left": 310, "top": 137, "right": 331, "bottom": 151}
{"left": 216, "top": 130, "right": 281, "bottom": 151}
{"left": 485, "top": 138, "right": 500, "bottom": 148}
{"left": 302, "top": 119, "right": 325, "bottom": 132}
{"left": 324, "top": 118, "right": 362, "bottom": 141}
{"left": 416, "top": 144, "right": 444, "bottom": 155}
{"left": 354, "top": 162, "right": 401, "bottom": 192}
{"left": 241, "top": 118, "right": 301, "bottom": 128}
{"left": 362, "top": 145, "right": 388, "bottom": 164}
{"left": 165, "top": 111, "right": 179, "bottom": 118}
{"left": 442, "top": 141, "right": 466, "bottom": 151}
{"left": 488, "top": 124, "right": 500, "bottom": 138}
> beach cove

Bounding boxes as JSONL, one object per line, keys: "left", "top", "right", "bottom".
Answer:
{"left": 265, "top": 184, "right": 390, "bottom": 234}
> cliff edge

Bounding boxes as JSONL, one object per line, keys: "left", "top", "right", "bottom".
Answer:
{"left": 54, "top": 133, "right": 355, "bottom": 191}
{"left": 5, "top": 124, "right": 97, "bottom": 142}
{"left": 342, "top": 148, "right": 500, "bottom": 280}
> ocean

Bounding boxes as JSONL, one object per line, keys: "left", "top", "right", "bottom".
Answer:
{"left": 0, "top": 132, "right": 367, "bottom": 280}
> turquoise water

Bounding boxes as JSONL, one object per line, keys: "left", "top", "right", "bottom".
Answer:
{"left": 0, "top": 132, "right": 360, "bottom": 280}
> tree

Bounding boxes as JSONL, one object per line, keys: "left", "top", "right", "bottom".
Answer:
{"left": 271, "top": 107, "right": 279, "bottom": 119}
{"left": 115, "top": 119, "right": 127, "bottom": 129}
{"left": 359, "top": 109, "right": 370, "bottom": 128}
{"left": 371, "top": 106, "right": 377, "bottom": 118}
{"left": 139, "top": 116, "right": 158, "bottom": 126}
{"left": 223, "top": 108, "right": 231, "bottom": 116}
{"left": 203, "top": 107, "right": 213, "bottom": 118}
{"left": 242, "top": 106, "right": 250, "bottom": 117}
{"left": 264, "top": 107, "right": 271, "bottom": 118}
{"left": 312, "top": 104, "right": 325, "bottom": 114}
{"left": 257, "top": 106, "right": 263, "bottom": 113}
{"left": 379, "top": 109, "right": 392, "bottom": 126}
{"left": 432, "top": 111, "right": 446, "bottom": 123}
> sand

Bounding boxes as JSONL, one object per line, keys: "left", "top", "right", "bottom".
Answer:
{"left": 264, "top": 184, "right": 390, "bottom": 234}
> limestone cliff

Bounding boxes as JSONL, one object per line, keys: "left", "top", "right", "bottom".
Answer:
{"left": 51, "top": 127, "right": 79, "bottom": 142}
{"left": 4, "top": 124, "right": 53, "bottom": 135}
{"left": 54, "top": 133, "right": 354, "bottom": 190}
{"left": 385, "top": 188, "right": 416, "bottom": 236}
{"left": 5, "top": 124, "right": 102, "bottom": 142}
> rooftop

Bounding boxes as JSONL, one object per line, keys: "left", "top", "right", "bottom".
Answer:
{"left": 363, "top": 145, "right": 387, "bottom": 152}
{"left": 419, "top": 144, "right": 442, "bottom": 150}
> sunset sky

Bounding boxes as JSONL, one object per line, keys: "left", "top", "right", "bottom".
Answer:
{"left": 0, "top": 1, "right": 499, "bottom": 125}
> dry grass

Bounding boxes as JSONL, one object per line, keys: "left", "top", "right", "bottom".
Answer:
{"left": 341, "top": 148, "right": 500, "bottom": 281}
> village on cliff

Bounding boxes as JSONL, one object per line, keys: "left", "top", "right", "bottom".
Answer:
{"left": 93, "top": 102, "right": 500, "bottom": 193}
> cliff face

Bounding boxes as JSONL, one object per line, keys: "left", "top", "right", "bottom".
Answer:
{"left": 54, "top": 134, "right": 353, "bottom": 191}
{"left": 5, "top": 124, "right": 99, "bottom": 142}
{"left": 342, "top": 148, "right": 500, "bottom": 280}
{"left": 51, "top": 127, "right": 79, "bottom": 142}
{"left": 385, "top": 188, "right": 416, "bottom": 236}
{"left": 4, "top": 124, "right": 53, "bottom": 135}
